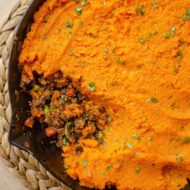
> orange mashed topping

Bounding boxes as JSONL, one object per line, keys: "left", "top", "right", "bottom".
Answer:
{"left": 20, "top": 0, "right": 190, "bottom": 189}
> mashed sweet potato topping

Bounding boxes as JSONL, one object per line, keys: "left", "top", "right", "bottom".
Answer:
{"left": 20, "top": 0, "right": 190, "bottom": 189}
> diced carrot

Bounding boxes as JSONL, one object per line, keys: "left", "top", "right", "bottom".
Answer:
{"left": 81, "top": 139, "right": 99, "bottom": 148}
{"left": 25, "top": 117, "right": 34, "bottom": 128}
{"left": 66, "top": 89, "right": 75, "bottom": 97}
{"left": 45, "top": 127, "right": 56, "bottom": 137}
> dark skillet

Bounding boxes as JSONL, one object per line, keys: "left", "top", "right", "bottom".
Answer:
{"left": 7, "top": 0, "right": 190, "bottom": 190}
{"left": 8, "top": 0, "right": 89, "bottom": 189}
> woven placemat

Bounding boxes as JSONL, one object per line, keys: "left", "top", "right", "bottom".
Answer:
{"left": 0, "top": 0, "right": 70, "bottom": 189}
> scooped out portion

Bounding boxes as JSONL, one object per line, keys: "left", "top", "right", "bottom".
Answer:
{"left": 20, "top": 0, "right": 190, "bottom": 189}
{"left": 24, "top": 72, "right": 110, "bottom": 149}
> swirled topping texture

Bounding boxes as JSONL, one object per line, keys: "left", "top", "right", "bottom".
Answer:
{"left": 20, "top": 0, "right": 190, "bottom": 189}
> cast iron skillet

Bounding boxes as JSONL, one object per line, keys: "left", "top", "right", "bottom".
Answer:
{"left": 8, "top": 0, "right": 89, "bottom": 189}
{"left": 7, "top": 0, "right": 190, "bottom": 190}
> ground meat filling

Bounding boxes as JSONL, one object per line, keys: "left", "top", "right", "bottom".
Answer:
{"left": 24, "top": 72, "right": 111, "bottom": 150}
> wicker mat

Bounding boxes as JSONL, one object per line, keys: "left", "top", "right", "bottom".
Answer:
{"left": 0, "top": 0, "right": 70, "bottom": 189}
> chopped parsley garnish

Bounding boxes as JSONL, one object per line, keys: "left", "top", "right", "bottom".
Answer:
{"left": 82, "top": 159, "right": 88, "bottom": 167}
{"left": 112, "top": 10, "right": 116, "bottom": 15}
{"left": 176, "top": 156, "right": 183, "bottom": 164}
{"left": 177, "top": 51, "right": 183, "bottom": 59}
{"left": 105, "top": 126, "right": 110, "bottom": 130}
{"left": 163, "top": 33, "right": 171, "bottom": 39}
{"left": 100, "top": 170, "right": 105, "bottom": 175}
{"left": 112, "top": 48, "right": 117, "bottom": 54}
{"left": 44, "top": 105, "right": 49, "bottom": 115}
{"left": 148, "top": 97, "right": 159, "bottom": 104}
{"left": 138, "top": 37, "right": 146, "bottom": 44}
{"left": 66, "top": 122, "right": 72, "bottom": 128}
{"left": 84, "top": 110, "right": 89, "bottom": 119}
{"left": 63, "top": 137, "right": 67, "bottom": 146}
{"left": 135, "top": 165, "right": 141, "bottom": 173}
{"left": 87, "top": 82, "right": 95, "bottom": 91}
{"left": 33, "top": 85, "right": 40, "bottom": 91}
{"left": 67, "top": 29, "right": 73, "bottom": 39}
{"left": 116, "top": 58, "right": 126, "bottom": 64}
{"left": 170, "top": 26, "right": 176, "bottom": 33}
{"left": 61, "top": 95, "right": 65, "bottom": 100}
{"left": 68, "top": 50, "right": 75, "bottom": 55}
{"left": 98, "top": 131, "right": 105, "bottom": 144}
{"left": 163, "top": 26, "right": 176, "bottom": 39}
{"left": 65, "top": 21, "right": 73, "bottom": 28}
{"left": 126, "top": 143, "right": 133, "bottom": 150}
{"left": 76, "top": 6, "right": 83, "bottom": 15}
{"left": 55, "top": 28, "right": 61, "bottom": 34}
{"left": 78, "top": 21, "right": 83, "bottom": 27}
{"left": 152, "top": 1, "right": 158, "bottom": 8}
{"left": 149, "top": 30, "right": 158, "bottom": 37}
{"left": 136, "top": 5, "right": 145, "bottom": 16}
{"left": 132, "top": 134, "right": 141, "bottom": 142}
{"left": 182, "top": 137, "right": 190, "bottom": 144}
{"left": 106, "top": 116, "right": 112, "bottom": 123}
{"left": 105, "top": 163, "right": 112, "bottom": 171}
{"left": 82, "top": 0, "right": 87, "bottom": 5}
{"left": 183, "top": 8, "right": 190, "bottom": 21}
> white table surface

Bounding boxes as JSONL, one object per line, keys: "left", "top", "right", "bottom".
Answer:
{"left": 0, "top": 0, "right": 29, "bottom": 189}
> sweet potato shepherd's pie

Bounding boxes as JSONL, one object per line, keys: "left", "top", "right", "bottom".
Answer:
{"left": 20, "top": 0, "right": 190, "bottom": 189}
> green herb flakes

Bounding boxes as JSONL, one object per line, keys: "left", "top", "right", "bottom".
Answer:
{"left": 183, "top": 8, "right": 190, "bottom": 21}
{"left": 152, "top": 1, "right": 158, "bottom": 8}
{"left": 136, "top": 5, "right": 145, "bottom": 16}
{"left": 149, "top": 30, "right": 158, "bottom": 37}
{"left": 116, "top": 58, "right": 126, "bottom": 64}
{"left": 82, "top": 159, "right": 88, "bottom": 167}
{"left": 82, "top": 0, "right": 87, "bottom": 5}
{"left": 163, "top": 33, "right": 171, "bottom": 39}
{"left": 68, "top": 50, "right": 75, "bottom": 55}
{"left": 106, "top": 163, "right": 112, "bottom": 171}
{"left": 100, "top": 170, "right": 105, "bottom": 175}
{"left": 61, "top": 95, "right": 65, "bottom": 100}
{"left": 84, "top": 110, "right": 89, "bottom": 119}
{"left": 33, "top": 85, "right": 40, "bottom": 91}
{"left": 106, "top": 116, "right": 112, "bottom": 123}
{"left": 112, "top": 48, "right": 117, "bottom": 54}
{"left": 63, "top": 137, "right": 67, "bottom": 146}
{"left": 66, "top": 122, "right": 72, "bottom": 128}
{"left": 87, "top": 82, "right": 95, "bottom": 91}
{"left": 170, "top": 26, "right": 176, "bottom": 33}
{"left": 105, "top": 126, "right": 110, "bottom": 130}
{"left": 135, "top": 165, "right": 141, "bottom": 173}
{"left": 182, "top": 137, "right": 190, "bottom": 144}
{"left": 44, "top": 105, "right": 49, "bottom": 115}
{"left": 65, "top": 21, "right": 73, "bottom": 28}
{"left": 176, "top": 156, "right": 183, "bottom": 164}
{"left": 112, "top": 10, "right": 116, "bottom": 15}
{"left": 177, "top": 51, "right": 183, "bottom": 59}
{"left": 138, "top": 37, "right": 146, "bottom": 44}
{"left": 78, "top": 21, "right": 83, "bottom": 27}
{"left": 126, "top": 143, "right": 133, "bottom": 150}
{"left": 76, "top": 6, "right": 82, "bottom": 15}
{"left": 132, "top": 134, "right": 141, "bottom": 142}
{"left": 148, "top": 97, "right": 159, "bottom": 104}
